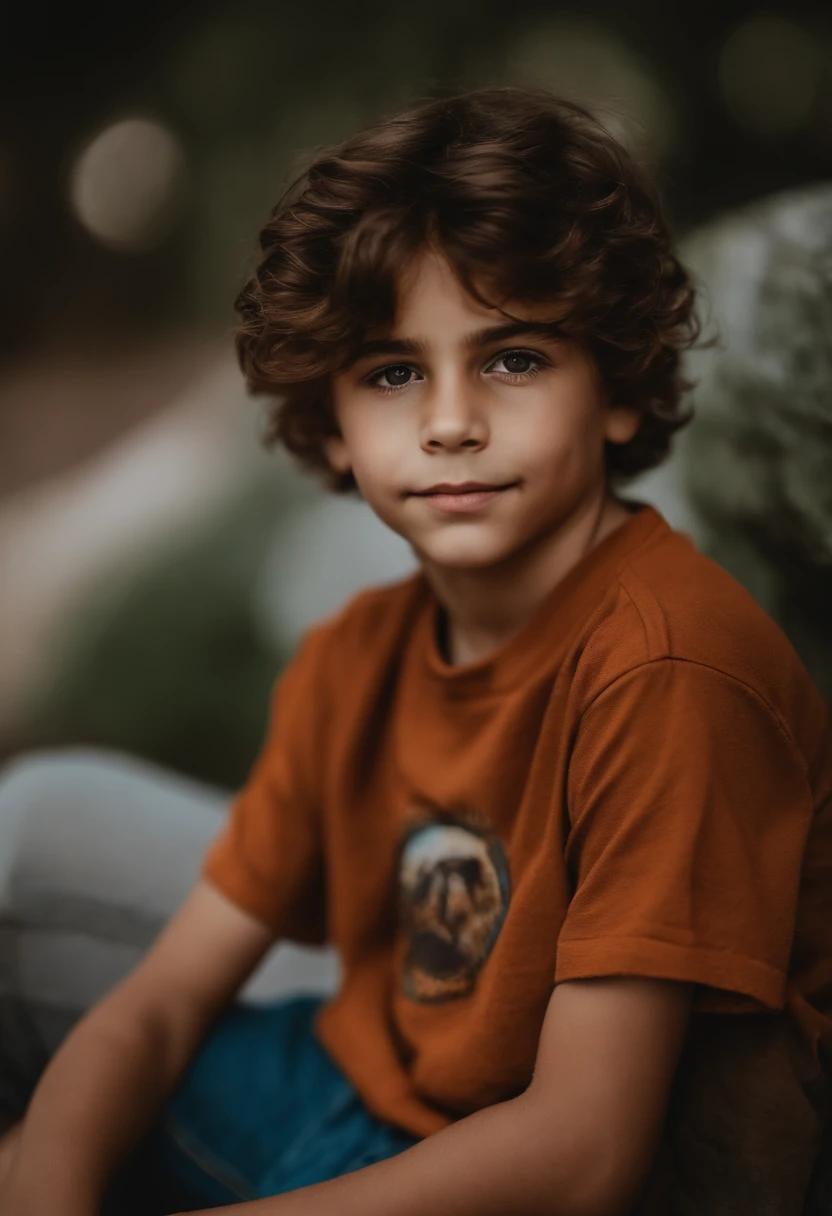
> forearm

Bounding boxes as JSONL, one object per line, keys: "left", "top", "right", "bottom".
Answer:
{"left": 5, "top": 997, "right": 189, "bottom": 1212}
{"left": 179, "top": 1089, "right": 616, "bottom": 1216}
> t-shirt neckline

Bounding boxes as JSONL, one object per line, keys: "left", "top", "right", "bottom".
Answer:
{"left": 417, "top": 502, "right": 667, "bottom": 696}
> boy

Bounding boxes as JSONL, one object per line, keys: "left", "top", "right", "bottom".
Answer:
{"left": 2, "top": 86, "right": 832, "bottom": 1215}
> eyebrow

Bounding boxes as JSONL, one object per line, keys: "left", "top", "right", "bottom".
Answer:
{"left": 345, "top": 320, "right": 568, "bottom": 367}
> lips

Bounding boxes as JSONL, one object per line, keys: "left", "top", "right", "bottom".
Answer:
{"left": 410, "top": 481, "right": 518, "bottom": 514}
{"left": 412, "top": 481, "right": 514, "bottom": 496}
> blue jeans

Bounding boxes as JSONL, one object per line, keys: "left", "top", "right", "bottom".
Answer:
{"left": 140, "top": 995, "right": 419, "bottom": 1209}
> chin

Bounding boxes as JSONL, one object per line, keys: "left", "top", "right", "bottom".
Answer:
{"left": 414, "top": 529, "right": 523, "bottom": 571}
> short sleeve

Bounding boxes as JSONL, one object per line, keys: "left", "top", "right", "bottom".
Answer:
{"left": 557, "top": 659, "right": 814, "bottom": 1012}
{"left": 201, "top": 627, "right": 330, "bottom": 942}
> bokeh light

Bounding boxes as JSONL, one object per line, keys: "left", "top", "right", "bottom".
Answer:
{"left": 498, "top": 18, "right": 675, "bottom": 159}
{"left": 69, "top": 117, "right": 187, "bottom": 253}
{"left": 718, "top": 15, "right": 820, "bottom": 137}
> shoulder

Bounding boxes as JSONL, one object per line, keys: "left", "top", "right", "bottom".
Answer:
{"left": 577, "top": 516, "right": 825, "bottom": 751}
{"left": 291, "top": 572, "right": 426, "bottom": 672}
{"left": 258, "top": 572, "right": 426, "bottom": 757}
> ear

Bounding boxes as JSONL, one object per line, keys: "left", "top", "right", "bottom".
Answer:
{"left": 604, "top": 405, "right": 641, "bottom": 446}
{"left": 324, "top": 433, "right": 352, "bottom": 475}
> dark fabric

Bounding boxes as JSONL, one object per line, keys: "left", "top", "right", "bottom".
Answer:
{"left": 0, "top": 994, "right": 52, "bottom": 1130}
{"left": 635, "top": 1011, "right": 832, "bottom": 1216}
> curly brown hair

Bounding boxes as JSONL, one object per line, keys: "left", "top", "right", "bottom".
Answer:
{"left": 235, "top": 86, "right": 700, "bottom": 492}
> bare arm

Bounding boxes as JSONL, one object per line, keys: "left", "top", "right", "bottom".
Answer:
{"left": 1, "top": 879, "right": 274, "bottom": 1216}
{"left": 178, "top": 976, "right": 692, "bottom": 1216}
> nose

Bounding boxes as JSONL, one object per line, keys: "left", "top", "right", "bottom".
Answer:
{"left": 419, "top": 374, "right": 489, "bottom": 454}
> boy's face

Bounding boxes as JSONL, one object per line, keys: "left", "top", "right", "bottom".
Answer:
{"left": 327, "top": 250, "right": 639, "bottom": 571}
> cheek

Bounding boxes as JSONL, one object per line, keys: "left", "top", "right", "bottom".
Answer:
{"left": 341, "top": 412, "right": 409, "bottom": 493}
{"left": 350, "top": 424, "right": 395, "bottom": 471}
{"left": 510, "top": 397, "right": 603, "bottom": 478}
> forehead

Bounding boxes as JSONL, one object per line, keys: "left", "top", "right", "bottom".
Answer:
{"left": 335, "top": 249, "right": 564, "bottom": 367}
{"left": 394, "top": 249, "right": 547, "bottom": 328}
{"left": 335, "top": 247, "right": 571, "bottom": 372}
{"left": 397, "top": 250, "right": 484, "bottom": 312}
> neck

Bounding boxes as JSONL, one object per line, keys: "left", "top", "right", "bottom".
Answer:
{"left": 422, "top": 492, "right": 634, "bottom": 666}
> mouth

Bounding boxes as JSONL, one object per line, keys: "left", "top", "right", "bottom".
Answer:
{"left": 409, "top": 481, "right": 519, "bottom": 514}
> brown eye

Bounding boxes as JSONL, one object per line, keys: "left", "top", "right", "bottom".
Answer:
{"left": 503, "top": 353, "right": 533, "bottom": 374}
{"left": 368, "top": 364, "right": 419, "bottom": 391}
{"left": 381, "top": 366, "right": 414, "bottom": 387}
{"left": 489, "top": 350, "right": 546, "bottom": 378}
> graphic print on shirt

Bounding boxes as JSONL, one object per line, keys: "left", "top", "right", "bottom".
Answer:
{"left": 398, "top": 813, "right": 511, "bottom": 1003}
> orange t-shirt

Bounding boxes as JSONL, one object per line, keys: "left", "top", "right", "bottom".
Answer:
{"left": 202, "top": 504, "right": 832, "bottom": 1138}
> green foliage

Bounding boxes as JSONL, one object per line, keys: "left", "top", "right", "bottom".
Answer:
{"left": 28, "top": 486, "right": 291, "bottom": 789}
{"left": 682, "top": 186, "right": 832, "bottom": 702}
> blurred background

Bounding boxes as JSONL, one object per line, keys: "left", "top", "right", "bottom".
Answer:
{"left": 2, "top": 0, "right": 832, "bottom": 793}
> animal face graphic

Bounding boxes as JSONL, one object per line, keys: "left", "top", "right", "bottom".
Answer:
{"left": 398, "top": 820, "right": 510, "bottom": 1002}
